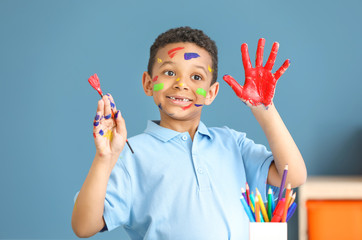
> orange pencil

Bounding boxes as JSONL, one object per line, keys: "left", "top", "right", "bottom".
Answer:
{"left": 255, "top": 196, "right": 261, "bottom": 222}
{"left": 282, "top": 183, "right": 291, "bottom": 222}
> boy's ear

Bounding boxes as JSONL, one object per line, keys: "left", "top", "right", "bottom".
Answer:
{"left": 204, "top": 82, "right": 219, "bottom": 105}
{"left": 142, "top": 71, "right": 153, "bottom": 96}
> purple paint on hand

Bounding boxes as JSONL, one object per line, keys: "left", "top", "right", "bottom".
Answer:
{"left": 104, "top": 114, "right": 112, "bottom": 119}
{"left": 184, "top": 52, "right": 200, "bottom": 60}
{"left": 99, "top": 129, "right": 104, "bottom": 136}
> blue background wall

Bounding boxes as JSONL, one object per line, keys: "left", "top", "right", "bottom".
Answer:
{"left": 1, "top": 0, "right": 361, "bottom": 239}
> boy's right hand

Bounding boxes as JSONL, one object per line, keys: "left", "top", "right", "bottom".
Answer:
{"left": 92, "top": 93, "right": 127, "bottom": 167}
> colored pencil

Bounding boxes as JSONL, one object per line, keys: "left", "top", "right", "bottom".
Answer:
{"left": 277, "top": 164, "right": 288, "bottom": 203}
{"left": 256, "top": 188, "right": 270, "bottom": 222}
{"left": 240, "top": 195, "right": 255, "bottom": 222}
{"left": 249, "top": 192, "right": 256, "bottom": 212}
{"left": 289, "top": 192, "right": 296, "bottom": 208}
{"left": 286, "top": 202, "right": 297, "bottom": 222}
{"left": 241, "top": 188, "right": 248, "bottom": 205}
{"left": 268, "top": 187, "right": 273, "bottom": 221}
{"left": 282, "top": 183, "right": 291, "bottom": 222}
{"left": 271, "top": 198, "right": 285, "bottom": 222}
{"left": 255, "top": 197, "right": 261, "bottom": 222}
{"left": 246, "top": 182, "right": 251, "bottom": 207}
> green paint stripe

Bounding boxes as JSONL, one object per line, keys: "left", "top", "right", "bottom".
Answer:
{"left": 153, "top": 83, "right": 164, "bottom": 91}
{"left": 196, "top": 88, "right": 207, "bottom": 97}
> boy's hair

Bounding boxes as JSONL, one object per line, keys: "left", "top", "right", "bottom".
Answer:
{"left": 148, "top": 26, "right": 218, "bottom": 85}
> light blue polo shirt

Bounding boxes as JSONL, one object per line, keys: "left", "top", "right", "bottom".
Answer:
{"left": 102, "top": 120, "right": 274, "bottom": 239}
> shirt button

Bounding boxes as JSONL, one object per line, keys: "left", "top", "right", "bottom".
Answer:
{"left": 197, "top": 168, "right": 204, "bottom": 174}
{"left": 182, "top": 135, "right": 187, "bottom": 141}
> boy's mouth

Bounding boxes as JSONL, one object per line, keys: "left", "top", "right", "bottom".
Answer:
{"left": 166, "top": 95, "right": 193, "bottom": 103}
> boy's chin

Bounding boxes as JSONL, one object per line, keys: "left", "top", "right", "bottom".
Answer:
{"left": 159, "top": 108, "right": 201, "bottom": 121}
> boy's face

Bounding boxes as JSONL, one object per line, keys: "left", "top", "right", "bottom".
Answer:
{"left": 142, "top": 42, "right": 219, "bottom": 122}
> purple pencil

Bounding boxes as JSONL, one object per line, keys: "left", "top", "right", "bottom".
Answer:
{"left": 241, "top": 188, "right": 248, "bottom": 205}
{"left": 277, "top": 165, "right": 288, "bottom": 203}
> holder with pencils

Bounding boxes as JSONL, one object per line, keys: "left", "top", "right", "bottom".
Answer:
{"left": 240, "top": 165, "right": 294, "bottom": 240}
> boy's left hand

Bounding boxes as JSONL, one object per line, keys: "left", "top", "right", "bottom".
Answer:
{"left": 223, "top": 38, "right": 290, "bottom": 107}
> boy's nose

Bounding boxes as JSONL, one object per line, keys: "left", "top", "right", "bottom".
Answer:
{"left": 173, "top": 77, "right": 189, "bottom": 90}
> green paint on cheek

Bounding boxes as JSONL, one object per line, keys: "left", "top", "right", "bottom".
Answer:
{"left": 196, "top": 88, "right": 207, "bottom": 97}
{"left": 153, "top": 83, "right": 164, "bottom": 91}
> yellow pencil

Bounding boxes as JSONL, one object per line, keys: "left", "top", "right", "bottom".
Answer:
{"left": 256, "top": 188, "right": 270, "bottom": 222}
{"left": 289, "top": 192, "right": 296, "bottom": 208}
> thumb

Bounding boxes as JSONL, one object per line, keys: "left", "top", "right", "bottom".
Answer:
{"left": 114, "top": 110, "right": 127, "bottom": 141}
{"left": 223, "top": 75, "right": 244, "bottom": 99}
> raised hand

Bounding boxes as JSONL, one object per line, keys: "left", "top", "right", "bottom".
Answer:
{"left": 92, "top": 93, "right": 127, "bottom": 163}
{"left": 223, "top": 38, "right": 290, "bottom": 107}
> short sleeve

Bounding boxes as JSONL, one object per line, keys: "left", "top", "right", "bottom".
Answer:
{"left": 227, "top": 127, "right": 274, "bottom": 201}
{"left": 102, "top": 154, "right": 133, "bottom": 231}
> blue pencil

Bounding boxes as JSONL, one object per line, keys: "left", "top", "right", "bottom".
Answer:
{"left": 286, "top": 202, "right": 297, "bottom": 222}
{"left": 240, "top": 195, "right": 255, "bottom": 222}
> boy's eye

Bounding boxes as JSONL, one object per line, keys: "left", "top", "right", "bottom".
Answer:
{"left": 191, "top": 74, "right": 202, "bottom": 81}
{"left": 164, "top": 71, "right": 176, "bottom": 77}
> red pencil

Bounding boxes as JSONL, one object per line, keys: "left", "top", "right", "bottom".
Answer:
{"left": 246, "top": 182, "right": 251, "bottom": 207}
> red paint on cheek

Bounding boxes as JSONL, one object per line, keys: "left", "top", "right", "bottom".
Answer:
{"left": 152, "top": 76, "right": 158, "bottom": 82}
{"left": 168, "top": 47, "right": 184, "bottom": 58}
{"left": 182, "top": 103, "right": 193, "bottom": 110}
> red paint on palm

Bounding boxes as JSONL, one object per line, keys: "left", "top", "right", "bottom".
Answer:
{"left": 88, "top": 73, "right": 103, "bottom": 97}
{"left": 223, "top": 39, "right": 290, "bottom": 107}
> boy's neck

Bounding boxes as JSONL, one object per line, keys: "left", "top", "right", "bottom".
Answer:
{"left": 159, "top": 116, "right": 200, "bottom": 141}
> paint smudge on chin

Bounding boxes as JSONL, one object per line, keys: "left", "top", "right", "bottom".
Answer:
{"left": 182, "top": 103, "right": 193, "bottom": 110}
{"left": 153, "top": 83, "right": 164, "bottom": 91}
{"left": 208, "top": 65, "right": 214, "bottom": 73}
{"left": 157, "top": 58, "right": 162, "bottom": 63}
{"left": 168, "top": 47, "right": 184, "bottom": 58}
{"left": 196, "top": 88, "right": 207, "bottom": 97}
{"left": 152, "top": 76, "right": 158, "bottom": 82}
{"left": 184, "top": 52, "right": 200, "bottom": 60}
{"left": 158, "top": 103, "right": 162, "bottom": 110}
{"left": 195, "top": 104, "right": 203, "bottom": 107}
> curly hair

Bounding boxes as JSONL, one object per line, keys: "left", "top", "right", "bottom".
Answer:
{"left": 147, "top": 26, "right": 218, "bottom": 85}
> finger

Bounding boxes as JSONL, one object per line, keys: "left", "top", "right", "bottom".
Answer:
{"left": 264, "top": 42, "right": 279, "bottom": 71}
{"left": 274, "top": 59, "right": 291, "bottom": 81}
{"left": 223, "top": 75, "right": 244, "bottom": 99}
{"left": 255, "top": 38, "right": 265, "bottom": 68}
{"left": 103, "top": 95, "right": 112, "bottom": 120}
{"left": 241, "top": 43, "right": 252, "bottom": 71}
{"left": 105, "top": 93, "right": 117, "bottom": 113}
{"left": 114, "top": 110, "right": 127, "bottom": 140}
{"left": 93, "top": 111, "right": 103, "bottom": 138}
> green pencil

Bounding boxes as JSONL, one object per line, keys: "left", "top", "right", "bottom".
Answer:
{"left": 268, "top": 187, "right": 273, "bottom": 221}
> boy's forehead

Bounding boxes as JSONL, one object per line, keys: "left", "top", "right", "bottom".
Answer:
{"left": 156, "top": 42, "right": 212, "bottom": 64}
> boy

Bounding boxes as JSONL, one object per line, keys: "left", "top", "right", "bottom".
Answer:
{"left": 72, "top": 26, "right": 307, "bottom": 239}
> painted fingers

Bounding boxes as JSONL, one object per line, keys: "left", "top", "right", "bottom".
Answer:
{"left": 274, "top": 59, "right": 291, "bottom": 81}
{"left": 264, "top": 42, "right": 279, "bottom": 71}
{"left": 223, "top": 74, "right": 244, "bottom": 100}
{"left": 255, "top": 38, "right": 265, "bottom": 68}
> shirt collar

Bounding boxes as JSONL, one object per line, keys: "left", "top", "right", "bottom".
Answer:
{"left": 144, "top": 120, "right": 213, "bottom": 142}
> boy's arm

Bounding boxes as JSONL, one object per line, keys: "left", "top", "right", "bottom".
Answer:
{"left": 251, "top": 104, "right": 306, "bottom": 188}
{"left": 223, "top": 38, "right": 306, "bottom": 188}
{"left": 72, "top": 94, "right": 127, "bottom": 237}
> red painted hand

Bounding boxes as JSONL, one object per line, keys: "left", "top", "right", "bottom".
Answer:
{"left": 223, "top": 38, "right": 290, "bottom": 107}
